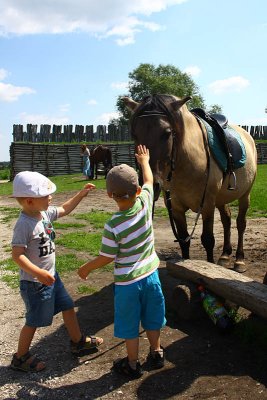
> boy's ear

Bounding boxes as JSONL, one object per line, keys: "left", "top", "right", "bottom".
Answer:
{"left": 137, "top": 186, "right": 141, "bottom": 195}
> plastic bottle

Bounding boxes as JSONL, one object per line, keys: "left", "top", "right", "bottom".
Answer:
{"left": 198, "top": 285, "right": 233, "bottom": 332}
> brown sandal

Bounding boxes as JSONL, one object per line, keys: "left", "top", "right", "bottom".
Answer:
{"left": 10, "top": 352, "right": 46, "bottom": 372}
{"left": 70, "top": 335, "right": 103, "bottom": 354}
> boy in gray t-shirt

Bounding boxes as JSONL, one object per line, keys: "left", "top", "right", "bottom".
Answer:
{"left": 10, "top": 171, "right": 103, "bottom": 372}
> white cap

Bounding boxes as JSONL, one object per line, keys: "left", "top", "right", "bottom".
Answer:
{"left": 12, "top": 171, "right": 57, "bottom": 198}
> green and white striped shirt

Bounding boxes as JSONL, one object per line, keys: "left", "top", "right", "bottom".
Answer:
{"left": 100, "top": 183, "right": 159, "bottom": 285}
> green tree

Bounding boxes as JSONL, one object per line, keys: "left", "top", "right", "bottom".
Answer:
{"left": 114, "top": 63, "right": 206, "bottom": 123}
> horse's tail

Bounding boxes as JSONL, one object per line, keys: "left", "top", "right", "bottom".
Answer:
{"left": 107, "top": 148, "right": 112, "bottom": 166}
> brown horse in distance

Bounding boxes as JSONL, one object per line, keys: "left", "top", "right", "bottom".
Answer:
{"left": 90, "top": 145, "right": 113, "bottom": 179}
{"left": 124, "top": 94, "right": 257, "bottom": 272}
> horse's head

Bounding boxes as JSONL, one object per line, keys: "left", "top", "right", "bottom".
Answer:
{"left": 124, "top": 94, "right": 191, "bottom": 200}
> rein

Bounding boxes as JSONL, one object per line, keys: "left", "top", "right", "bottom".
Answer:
{"left": 165, "top": 116, "right": 210, "bottom": 244}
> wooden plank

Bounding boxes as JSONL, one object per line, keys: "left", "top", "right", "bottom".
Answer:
{"left": 166, "top": 259, "right": 267, "bottom": 319}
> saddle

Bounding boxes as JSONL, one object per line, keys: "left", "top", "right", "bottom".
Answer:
{"left": 191, "top": 108, "right": 245, "bottom": 190}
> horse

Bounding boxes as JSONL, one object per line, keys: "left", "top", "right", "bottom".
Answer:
{"left": 124, "top": 94, "right": 257, "bottom": 272}
{"left": 90, "top": 145, "right": 113, "bottom": 179}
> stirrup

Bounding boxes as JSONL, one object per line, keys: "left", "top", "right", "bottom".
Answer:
{"left": 227, "top": 171, "right": 236, "bottom": 190}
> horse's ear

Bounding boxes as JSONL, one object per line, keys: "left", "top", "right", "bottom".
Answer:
{"left": 171, "top": 96, "right": 192, "bottom": 112}
{"left": 123, "top": 97, "right": 139, "bottom": 113}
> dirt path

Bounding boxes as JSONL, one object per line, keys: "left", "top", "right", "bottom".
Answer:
{"left": 0, "top": 190, "right": 267, "bottom": 399}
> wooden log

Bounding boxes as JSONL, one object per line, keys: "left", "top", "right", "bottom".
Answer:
{"left": 166, "top": 259, "right": 267, "bottom": 319}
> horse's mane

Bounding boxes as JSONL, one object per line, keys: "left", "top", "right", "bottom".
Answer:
{"left": 131, "top": 94, "right": 178, "bottom": 134}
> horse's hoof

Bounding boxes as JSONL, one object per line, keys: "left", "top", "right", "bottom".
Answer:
{"left": 217, "top": 256, "right": 232, "bottom": 269}
{"left": 234, "top": 261, "right": 247, "bottom": 273}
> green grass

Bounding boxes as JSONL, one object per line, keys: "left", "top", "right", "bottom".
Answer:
{"left": 53, "top": 221, "right": 86, "bottom": 229}
{"left": 77, "top": 285, "right": 99, "bottom": 295}
{"left": 75, "top": 209, "right": 113, "bottom": 228}
{"left": 0, "top": 254, "right": 86, "bottom": 289}
{"left": 0, "top": 206, "right": 20, "bottom": 223}
{"left": 55, "top": 253, "right": 86, "bottom": 274}
{"left": 0, "top": 173, "right": 107, "bottom": 196}
{"left": 0, "top": 168, "right": 10, "bottom": 180}
{"left": 0, "top": 258, "right": 19, "bottom": 288}
{"left": 56, "top": 232, "right": 102, "bottom": 255}
{"left": 0, "top": 167, "right": 266, "bottom": 219}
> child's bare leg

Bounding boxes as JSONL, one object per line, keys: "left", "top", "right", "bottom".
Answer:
{"left": 17, "top": 325, "right": 36, "bottom": 357}
{"left": 62, "top": 308, "right": 82, "bottom": 342}
{"left": 125, "top": 337, "right": 139, "bottom": 361}
{"left": 146, "top": 329, "right": 161, "bottom": 351}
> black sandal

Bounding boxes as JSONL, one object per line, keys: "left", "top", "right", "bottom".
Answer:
{"left": 10, "top": 352, "right": 46, "bottom": 372}
{"left": 146, "top": 346, "right": 165, "bottom": 369}
{"left": 113, "top": 357, "right": 143, "bottom": 379}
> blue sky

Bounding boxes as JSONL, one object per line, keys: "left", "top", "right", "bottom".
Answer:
{"left": 0, "top": 0, "right": 266, "bottom": 161}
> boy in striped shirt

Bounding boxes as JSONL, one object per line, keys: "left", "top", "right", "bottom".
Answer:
{"left": 78, "top": 145, "right": 166, "bottom": 379}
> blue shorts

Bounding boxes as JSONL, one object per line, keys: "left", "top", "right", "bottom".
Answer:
{"left": 20, "top": 272, "right": 74, "bottom": 327}
{"left": 114, "top": 270, "right": 166, "bottom": 339}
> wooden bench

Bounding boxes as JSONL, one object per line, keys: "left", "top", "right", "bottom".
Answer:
{"left": 165, "top": 259, "right": 267, "bottom": 320}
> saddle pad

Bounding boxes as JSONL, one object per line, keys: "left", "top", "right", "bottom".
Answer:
{"left": 201, "top": 119, "right": 247, "bottom": 172}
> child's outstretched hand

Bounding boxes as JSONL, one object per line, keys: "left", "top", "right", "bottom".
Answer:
{"left": 80, "top": 183, "right": 96, "bottom": 197}
{"left": 78, "top": 264, "right": 89, "bottom": 280}
{"left": 135, "top": 145, "right": 150, "bottom": 165}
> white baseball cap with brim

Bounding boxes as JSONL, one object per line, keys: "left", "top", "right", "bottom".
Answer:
{"left": 12, "top": 171, "right": 57, "bottom": 198}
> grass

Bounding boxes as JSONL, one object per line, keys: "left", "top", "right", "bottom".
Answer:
{"left": 53, "top": 221, "right": 86, "bottom": 229}
{"left": 0, "top": 173, "right": 107, "bottom": 196}
{"left": 0, "top": 206, "right": 20, "bottom": 223}
{"left": 56, "top": 232, "right": 103, "bottom": 256}
{"left": 0, "top": 167, "right": 266, "bottom": 218}
{"left": 75, "top": 209, "right": 113, "bottom": 228}
{"left": 0, "top": 254, "right": 86, "bottom": 289}
{"left": 77, "top": 285, "right": 99, "bottom": 295}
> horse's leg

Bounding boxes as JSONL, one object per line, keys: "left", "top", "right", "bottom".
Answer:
{"left": 217, "top": 204, "right": 232, "bottom": 268}
{"left": 173, "top": 211, "right": 190, "bottom": 259}
{"left": 234, "top": 192, "right": 250, "bottom": 273}
{"left": 95, "top": 163, "right": 98, "bottom": 179}
{"left": 201, "top": 210, "right": 215, "bottom": 263}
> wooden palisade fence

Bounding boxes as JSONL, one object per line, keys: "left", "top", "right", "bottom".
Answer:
{"left": 12, "top": 123, "right": 267, "bottom": 143}
{"left": 9, "top": 123, "right": 267, "bottom": 180}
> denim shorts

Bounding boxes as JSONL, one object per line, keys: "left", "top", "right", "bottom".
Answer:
{"left": 114, "top": 270, "right": 166, "bottom": 339}
{"left": 20, "top": 272, "right": 74, "bottom": 327}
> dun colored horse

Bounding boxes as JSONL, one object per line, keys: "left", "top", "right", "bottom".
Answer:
{"left": 124, "top": 94, "right": 257, "bottom": 272}
{"left": 90, "top": 145, "right": 112, "bottom": 179}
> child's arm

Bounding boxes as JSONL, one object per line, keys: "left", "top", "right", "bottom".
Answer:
{"left": 78, "top": 255, "right": 113, "bottom": 280}
{"left": 135, "top": 145, "right": 153, "bottom": 186}
{"left": 12, "top": 247, "right": 55, "bottom": 285}
{"left": 57, "top": 183, "right": 95, "bottom": 218}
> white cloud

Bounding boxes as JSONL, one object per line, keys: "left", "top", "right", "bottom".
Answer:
{"left": 19, "top": 112, "right": 69, "bottom": 125}
{"left": 208, "top": 76, "right": 250, "bottom": 94}
{"left": 0, "top": 68, "right": 9, "bottom": 80}
{"left": 87, "top": 99, "right": 98, "bottom": 106}
{"left": 0, "top": 0, "right": 187, "bottom": 45}
{"left": 59, "top": 103, "right": 70, "bottom": 113}
{"left": 111, "top": 81, "right": 128, "bottom": 90}
{"left": 94, "top": 111, "right": 120, "bottom": 125}
{"left": 183, "top": 65, "right": 201, "bottom": 77}
{"left": 0, "top": 82, "right": 35, "bottom": 102}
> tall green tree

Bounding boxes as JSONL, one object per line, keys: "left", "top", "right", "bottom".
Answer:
{"left": 112, "top": 63, "right": 221, "bottom": 125}
{"left": 114, "top": 63, "right": 202, "bottom": 123}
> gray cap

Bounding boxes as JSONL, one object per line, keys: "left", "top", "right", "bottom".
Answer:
{"left": 106, "top": 164, "right": 139, "bottom": 198}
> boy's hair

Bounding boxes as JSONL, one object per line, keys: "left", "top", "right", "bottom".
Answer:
{"left": 106, "top": 164, "right": 139, "bottom": 199}
{"left": 12, "top": 171, "right": 56, "bottom": 198}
